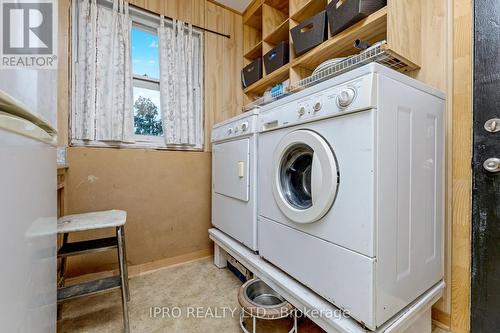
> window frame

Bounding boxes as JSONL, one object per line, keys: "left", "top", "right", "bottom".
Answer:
{"left": 70, "top": 0, "right": 205, "bottom": 151}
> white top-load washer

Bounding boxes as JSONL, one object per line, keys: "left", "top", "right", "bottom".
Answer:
{"left": 257, "top": 63, "right": 445, "bottom": 330}
{"left": 212, "top": 109, "right": 259, "bottom": 251}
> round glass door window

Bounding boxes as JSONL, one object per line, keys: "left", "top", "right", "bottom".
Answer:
{"left": 272, "top": 130, "right": 339, "bottom": 224}
{"left": 279, "top": 144, "right": 314, "bottom": 210}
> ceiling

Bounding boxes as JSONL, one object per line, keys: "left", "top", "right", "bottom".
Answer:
{"left": 213, "top": 0, "right": 252, "bottom": 13}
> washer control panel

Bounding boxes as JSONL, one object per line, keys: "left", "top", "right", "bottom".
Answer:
{"left": 260, "top": 75, "right": 375, "bottom": 132}
{"left": 212, "top": 113, "right": 258, "bottom": 142}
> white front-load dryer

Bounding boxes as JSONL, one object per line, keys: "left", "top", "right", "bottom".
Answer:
{"left": 212, "top": 109, "right": 259, "bottom": 251}
{"left": 257, "top": 64, "right": 445, "bottom": 330}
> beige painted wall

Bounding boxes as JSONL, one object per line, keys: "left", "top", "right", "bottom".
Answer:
{"left": 58, "top": 0, "right": 243, "bottom": 276}
{"left": 64, "top": 148, "right": 212, "bottom": 275}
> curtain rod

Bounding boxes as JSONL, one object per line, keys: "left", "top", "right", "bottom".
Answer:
{"left": 129, "top": 3, "right": 231, "bottom": 39}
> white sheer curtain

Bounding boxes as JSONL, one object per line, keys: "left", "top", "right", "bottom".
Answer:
{"left": 74, "top": 0, "right": 134, "bottom": 143}
{"left": 158, "top": 16, "right": 202, "bottom": 147}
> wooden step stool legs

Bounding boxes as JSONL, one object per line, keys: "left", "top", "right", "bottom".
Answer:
{"left": 117, "top": 226, "right": 130, "bottom": 333}
{"left": 56, "top": 211, "right": 130, "bottom": 331}
{"left": 57, "top": 226, "right": 131, "bottom": 333}
{"left": 57, "top": 233, "right": 69, "bottom": 320}
{"left": 59, "top": 233, "right": 69, "bottom": 286}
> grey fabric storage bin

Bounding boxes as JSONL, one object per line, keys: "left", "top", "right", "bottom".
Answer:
{"left": 263, "top": 42, "right": 289, "bottom": 74}
{"left": 290, "top": 11, "right": 328, "bottom": 56}
{"left": 241, "top": 58, "right": 263, "bottom": 88}
{"left": 327, "top": 0, "right": 386, "bottom": 36}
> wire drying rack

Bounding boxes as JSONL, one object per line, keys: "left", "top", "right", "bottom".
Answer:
{"left": 242, "top": 41, "right": 411, "bottom": 112}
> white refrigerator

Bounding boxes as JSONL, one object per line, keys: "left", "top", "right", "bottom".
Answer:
{"left": 0, "top": 69, "right": 57, "bottom": 332}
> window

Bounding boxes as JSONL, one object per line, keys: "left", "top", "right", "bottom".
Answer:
{"left": 129, "top": 14, "right": 204, "bottom": 149}
{"left": 131, "top": 26, "right": 163, "bottom": 139}
{"left": 71, "top": 1, "right": 204, "bottom": 150}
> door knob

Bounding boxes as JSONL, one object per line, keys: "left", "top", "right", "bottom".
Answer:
{"left": 483, "top": 158, "right": 500, "bottom": 173}
{"left": 484, "top": 118, "right": 500, "bottom": 133}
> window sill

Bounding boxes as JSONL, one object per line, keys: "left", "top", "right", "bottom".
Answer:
{"left": 70, "top": 139, "right": 204, "bottom": 152}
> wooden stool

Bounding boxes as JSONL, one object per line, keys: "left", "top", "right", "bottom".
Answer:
{"left": 57, "top": 210, "right": 130, "bottom": 333}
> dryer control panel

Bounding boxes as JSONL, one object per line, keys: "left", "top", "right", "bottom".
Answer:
{"left": 212, "top": 111, "right": 259, "bottom": 142}
{"left": 260, "top": 74, "right": 376, "bottom": 132}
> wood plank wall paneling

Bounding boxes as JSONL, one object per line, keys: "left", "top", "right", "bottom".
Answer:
{"left": 165, "top": 0, "right": 206, "bottom": 27}
{"left": 387, "top": 0, "right": 422, "bottom": 67}
{"left": 57, "top": 0, "right": 70, "bottom": 146}
{"left": 58, "top": 0, "right": 244, "bottom": 276}
{"left": 408, "top": 0, "right": 473, "bottom": 330}
{"left": 451, "top": 0, "right": 473, "bottom": 331}
{"left": 410, "top": 0, "right": 448, "bottom": 92}
{"left": 407, "top": 0, "right": 453, "bottom": 323}
{"left": 204, "top": 1, "right": 244, "bottom": 150}
{"left": 204, "top": 2, "right": 225, "bottom": 148}
{"left": 400, "top": 0, "right": 453, "bottom": 324}
{"left": 128, "top": 0, "right": 206, "bottom": 26}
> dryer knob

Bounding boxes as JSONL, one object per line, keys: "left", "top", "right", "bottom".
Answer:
{"left": 337, "top": 88, "right": 356, "bottom": 107}
{"left": 227, "top": 128, "right": 233, "bottom": 135}
{"left": 298, "top": 106, "right": 306, "bottom": 117}
{"left": 241, "top": 122, "right": 249, "bottom": 132}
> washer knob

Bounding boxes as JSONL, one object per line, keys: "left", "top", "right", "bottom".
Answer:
{"left": 241, "top": 122, "right": 249, "bottom": 132}
{"left": 298, "top": 106, "right": 306, "bottom": 117}
{"left": 313, "top": 101, "right": 322, "bottom": 112}
{"left": 227, "top": 127, "right": 233, "bottom": 135}
{"left": 337, "top": 88, "right": 356, "bottom": 107}
{"left": 234, "top": 126, "right": 239, "bottom": 133}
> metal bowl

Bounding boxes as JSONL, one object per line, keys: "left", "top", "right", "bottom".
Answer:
{"left": 243, "top": 279, "right": 287, "bottom": 308}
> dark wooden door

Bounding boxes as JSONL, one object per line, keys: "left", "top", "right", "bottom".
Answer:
{"left": 472, "top": 1, "right": 500, "bottom": 332}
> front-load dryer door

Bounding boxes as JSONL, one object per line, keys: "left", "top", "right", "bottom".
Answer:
{"left": 272, "top": 130, "right": 338, "bottom": 224}
{"left": 213, "top": 139, "right": 250, "bottom": 202}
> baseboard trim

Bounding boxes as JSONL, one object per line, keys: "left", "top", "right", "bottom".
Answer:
{"left": 65, "top": 248, "right": 213, "bottom": 285}
{"left": 432, "top": 307, "right": 452, "bottom": 330}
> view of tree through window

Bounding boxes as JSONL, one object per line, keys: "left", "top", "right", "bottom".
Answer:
{"left": 131, "top": 26, "right": 162, "bottom": 137}
{"left": 133, "top": 95, "right": 163, "bottom": 136}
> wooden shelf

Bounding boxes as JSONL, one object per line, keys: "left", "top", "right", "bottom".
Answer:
{"left": 243, "top": 7, "right": 388, "bottom": 96}
{"left": 244, "top": 4, "right": 263, "bottom": 30}
{"left": 263, "top": 19, "right": 289, "bottom": 45}
{"left": 244, "top": 41, "right": 263, "bottom": 60}
{"left": 263, "top": 4, "right": 288, "bottom": 38}
{"left": 290, "top": 0, "right": 327, "bottom": 22}
{"left": 292, "top": 7, "right": 388, "bottom": 70}
{"left": 242, "top": 0, "right": 424, "bottom": 103}
{"left": 244, "top": 64, "right": 290, "bottom": 95}
{"left": 264, "top": 0, "right": 289, "bottom": 15}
